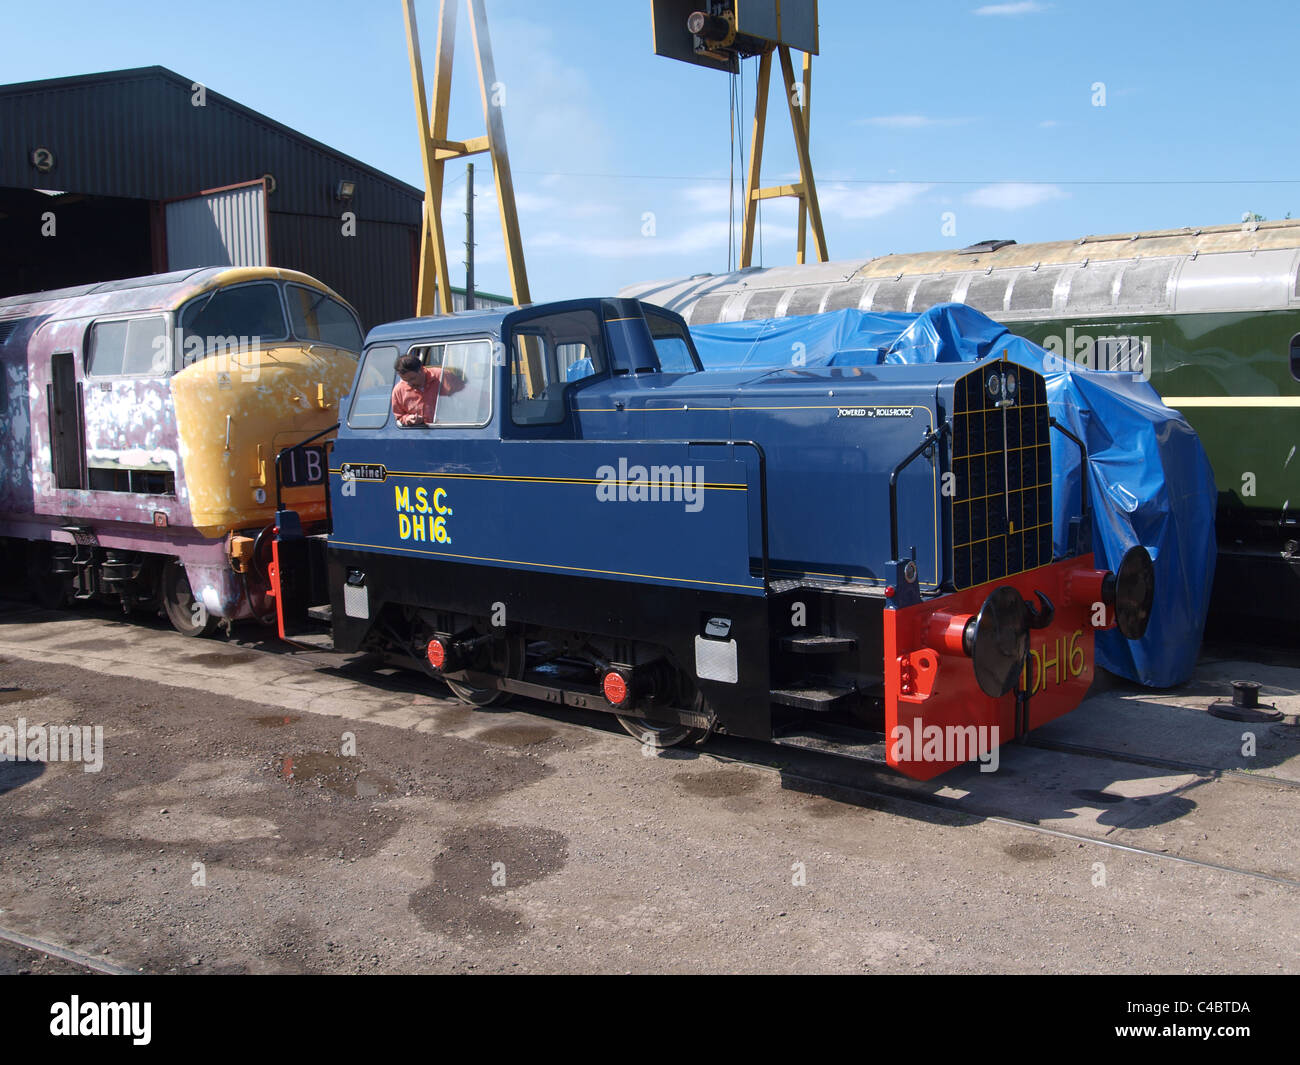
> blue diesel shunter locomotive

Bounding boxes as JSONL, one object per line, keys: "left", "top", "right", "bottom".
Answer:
{"left": 271, "top": 297, "right": 1154, "bottom": 778}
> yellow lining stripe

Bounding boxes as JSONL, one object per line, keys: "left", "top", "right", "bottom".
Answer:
{"left": 957, "top": 519, "right": 1053, "bottom": 551}
{"left": 954, "top": 402, "right": 1048, "bottom": 414}
{"left": 957, "top": 484, "right": 1048, "bottom": 505}
{"left": 328, "top": 468, "right": 746, "bottom": 490}
{"left": 573, "top": 404, "right": 929, "bottom": 413}
{"left": 957, "top": 442, "right": 1047, "bottom": 460}
{"left": 330, "top": 539, "right": 763, "bottom": 591}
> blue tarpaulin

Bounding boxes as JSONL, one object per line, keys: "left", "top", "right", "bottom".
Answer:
{"left": 689, "top": 303, "right": 1217, "bottom": 687}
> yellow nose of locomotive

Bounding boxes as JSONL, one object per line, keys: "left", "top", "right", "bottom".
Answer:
{"left": 171, "top": 343, "right": 356, "bottom": 536}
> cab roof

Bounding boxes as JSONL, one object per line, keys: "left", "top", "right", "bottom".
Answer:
{"left": 0, "top": 266, "right": 350, "bottom": 319}
{"left": 364, "top": 306, "right": 519, "bottom": 347}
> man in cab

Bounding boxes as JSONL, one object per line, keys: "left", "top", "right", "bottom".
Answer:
{"left": 391, "top": 353, "right": 466, "bottom": 426}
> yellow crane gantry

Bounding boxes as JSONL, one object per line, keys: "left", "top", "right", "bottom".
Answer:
{"left": 402, "top": 0, "right": 530, "bottom": 314}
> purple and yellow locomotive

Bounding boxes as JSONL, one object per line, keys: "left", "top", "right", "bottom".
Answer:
{"left": 0, "top": 267, "right": 361, "bottom": 635}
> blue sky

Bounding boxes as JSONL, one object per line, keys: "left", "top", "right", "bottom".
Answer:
{"left": 2, "top": 0, "right": 1297, "bottom": 302}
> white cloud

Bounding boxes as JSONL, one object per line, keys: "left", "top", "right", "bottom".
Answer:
{"left": 530, "top": 218, "right": 797, "bottom": 260}
{"left": 679, "top": 182, "right": 732, "bottom": 212}
{"left": 974, "top": 2, "right": 1049, "bottom": 14}
{"left": 819, "top": 182, "right": 934, "bottom": 220}
{"left": 964, "top": 183, "right": 1067, "bottom": 210}
{"left": 488, "top": 17, "right": 608, "bottom": 170}
{"left": 512, "top": 190, "right": 563, "bottom": 214}
{"left": 854, "top": 114, "right": 969, "bottom": 129}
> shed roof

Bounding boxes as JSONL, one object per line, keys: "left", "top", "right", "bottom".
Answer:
{"left": 0, "top": 66, "right": 421, "bottom": 225}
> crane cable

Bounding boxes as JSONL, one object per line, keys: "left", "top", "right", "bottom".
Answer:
{"left": 753, "top": 56, "right": 762, "bottom": 269}
{"left": 728, "top": 63, "right": 736, "bottom": 271}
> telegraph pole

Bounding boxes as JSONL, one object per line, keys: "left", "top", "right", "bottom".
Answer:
{"left": 464, "top": 161, "right": 475, "bottom": 311}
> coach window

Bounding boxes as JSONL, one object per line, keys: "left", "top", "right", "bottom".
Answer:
{"left": 1291, "top": 333, "right": 1300, "bottom": 382}
{"left": 86, "top": 316, "right": 170, "bottom": 376}
{"left": 348, "top": 344, "right": 398, "bottom": 428}
{"left": 511, "top": 309, "right": 605, "bottom": 426}
{"left": 178, "top": 283, "right": 288, "bottom": 366}
{"left": 286, "top": 284, "right": 363, "bottom": 355}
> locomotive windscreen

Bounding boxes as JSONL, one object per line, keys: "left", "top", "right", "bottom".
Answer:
{"left": 949, "top": 362, "right": 1054, "bottom": 590}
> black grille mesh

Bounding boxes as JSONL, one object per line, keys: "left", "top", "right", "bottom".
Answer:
{"left": 950, "top": 361, "right": 1054, "bottom": 590}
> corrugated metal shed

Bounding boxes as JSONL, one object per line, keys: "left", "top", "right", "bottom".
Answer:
{"left": 0, "top": 66, "right": 423, "bottom": 328}
{"left": 165, "top": 182, "right": 268, "bottom": 269}
{"left": 440, "top": 286, "right": 515, "bottom": 311}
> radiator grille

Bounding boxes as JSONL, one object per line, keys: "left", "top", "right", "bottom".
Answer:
{"left": 950, "top": 361, "right": 1053, "bottom": 590}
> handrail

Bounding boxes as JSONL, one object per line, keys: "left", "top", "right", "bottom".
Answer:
{"left": 1048, "top": 417, "right": 1089, "bottom": 528}
{"left": 889, "top": 422, "right": 950, "bottom": 562}
{"left": 273, "top": 423, "right": 340, "bottom": 513}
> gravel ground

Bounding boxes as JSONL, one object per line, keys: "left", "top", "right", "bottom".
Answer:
{"left": 0, "top": 602, "right": 1297, "bottom": 974}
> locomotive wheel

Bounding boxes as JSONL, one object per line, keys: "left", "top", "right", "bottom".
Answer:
{"left": 444, "top": 632, "right": 524, "bottom": 707}
{"left": 27, "top": 543, "right": 71, "bottom": 611}
{"left": 161, "top": 561, "right": 220, "bottom": 638}
{"left": 615, "top": 715, "right": 710, "bottom": 749}
{"left": 615, "top": 676, "right": 713, "bottom": 749}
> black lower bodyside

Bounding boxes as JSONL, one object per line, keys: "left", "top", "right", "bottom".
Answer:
{"left": 328, "top": 546, "right": 774, "bottom": 741}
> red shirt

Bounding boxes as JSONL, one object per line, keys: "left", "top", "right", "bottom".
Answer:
{"left": 391, "top": 366, "right": 465, "bottom": 425}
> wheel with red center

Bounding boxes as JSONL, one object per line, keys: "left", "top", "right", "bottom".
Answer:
{"left": 440, "top": 630, "right": 524, "bottom": 707}
{"left": 613, "top": 675, "right": 713, "bottom": 748}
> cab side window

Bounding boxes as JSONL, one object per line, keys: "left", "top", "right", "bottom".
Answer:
{"left": 511, "top": 309, "right": 605, "bottom": 426}
{"left": 559, "top": 342, "right": 596, "bottom": 382}
{"left": 87, "top": 316, "right": 170, "bottom": 377}
{"left": 644, "top": 309, "right": 700, "bottom": 374}
{"left": 432, "top": 340, "right": 493, "bottom": 427}
{"left": 348, "top": 344, "right": 398, "bottom": 428}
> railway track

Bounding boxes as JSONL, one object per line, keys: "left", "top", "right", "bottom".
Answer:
{"left": 269, "top": 629, "right": 1300, "bottom": 889}
{"left": 670, "top": 730, "right": 1300, "bottom": 891}
{"left": 8, "top": 599, "right": 1299, "bottom": 896}
{"left": 0, "top": 925, "right": 137, "bottom": 975}
{"left": 1022, "top": 736, "right": 1300, "bottom": 792}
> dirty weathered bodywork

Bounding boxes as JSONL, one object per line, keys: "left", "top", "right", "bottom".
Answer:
{"left": 0, "top": 266, "right": 359, "bottom": 633}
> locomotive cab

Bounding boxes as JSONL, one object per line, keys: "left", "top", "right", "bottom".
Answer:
{"left": 274, "top": 296, "right": 1154, "bottom": 779}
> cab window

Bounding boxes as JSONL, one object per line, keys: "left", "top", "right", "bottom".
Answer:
{"left": 559, "top": 343, "right": 596, "bottom": 382}
{"left": 178, "top": 283, "right": 287, "bottom": 365}
{"left": 430, "top": 340, "right": 493, "bottom": 427}
{"left": 286, "top": 284, "right": 363, "bottom": 354}
{"left": 348, "top": 344, "right": 398, "bottom": 428}
{"left": 511, "top": 309, "right": 605, "bottom": 426}
{"left": 408, "top": 343, "right": 443, "bottom": 368}
{"left": 87, "top": 316, "right": 170, "bottom": 377}
{"left": 644, "top": 309, "right": 700, "bottom": 373}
